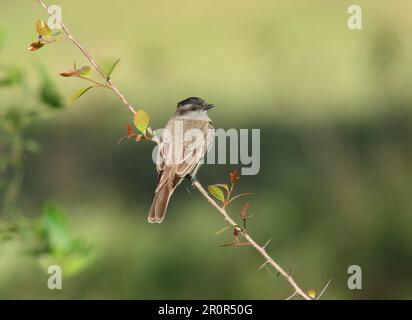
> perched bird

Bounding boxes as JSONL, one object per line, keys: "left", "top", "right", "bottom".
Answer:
{"left": 148, "top": 97, "right": 215, "bottom": 223}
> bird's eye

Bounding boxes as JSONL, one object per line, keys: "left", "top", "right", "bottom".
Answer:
{"left": 191, "top": 106, "right": 196, "bottom": 111}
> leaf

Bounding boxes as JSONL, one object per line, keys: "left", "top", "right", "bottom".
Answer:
{"left": 77, "top": 66, "right": 92, "bottom": 77}
{"left": 37, "top": 249, "right": 94, "bottom": 277}
{"left": 133, "top": 110, "right": 150, "bottom": 134}
{"left": 308, "top": 289, "right": 316, "bottom": 299}
{"left": 230, "top": 170, "right": 239, "bottom": 185}
{"left": 40, "top": 78, "right": 63, "bottom": 108}
{"left": 241, "top": 202, "right": 249, "bottom": 219}
{"left": 215, "top": 183, "right": 229, "bottom": 193}
{"left": 36, "top": 20, "right": 52, "bottom": 37}
{"left": 36, "top": 226, "right": 94, "bottom": 276}
{"left": 105, "top": 58, "right": 120, "bottom": 79}
{"left": 208, "top": 185, "right": 225, "bottom": 203}
{"left": 38, "top": 205, "right": 72, "bottom": 257}
{"left": 28, "top": 40, "right": 45, "bottom": 51}
{"left": 68, "top": 86, "right": 94, "bottom": 106}
{"left": 60, "top": 66, "right": 92, "bottom": 77}
{"left": 127, "top": 124, "right": 135, "bottom": 136}
{"left": 59, "top": 71, "right": 77, "bottom": 77}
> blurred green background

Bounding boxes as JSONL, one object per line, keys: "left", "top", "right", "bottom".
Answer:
{"left": 1, "top": 0, "right": 412, "bottom": 299}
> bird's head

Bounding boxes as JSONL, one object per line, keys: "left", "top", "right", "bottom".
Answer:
{"left": 176, "top": 97, "right": 214, "bottom": 114}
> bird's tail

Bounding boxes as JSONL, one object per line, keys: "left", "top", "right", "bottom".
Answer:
{"left": 148, "top": 183, "right": 174, "bottom": 223}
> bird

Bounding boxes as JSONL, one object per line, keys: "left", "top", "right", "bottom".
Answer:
{"left": 148, "top": 97, "right": 215, "bottom": 223}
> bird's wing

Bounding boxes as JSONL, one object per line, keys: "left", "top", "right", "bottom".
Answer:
{"left": 175, "top": 119, "right": 214, "bottom": 177}
{"left": 155, "top": 118, "right": 214, "bottom": 189}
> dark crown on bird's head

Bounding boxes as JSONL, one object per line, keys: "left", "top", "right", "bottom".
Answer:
{"left": 177, "top": 97, "right": 205, "bottom": 108}
{"left": 176, "top": 97, "right": 214, "bottom": 112}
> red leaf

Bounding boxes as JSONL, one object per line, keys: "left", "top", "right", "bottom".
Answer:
{"left": 60, "top": 71, "right": 77, "bottom": 77}
{"left": 127, "top": 124, "right": 134, "bottom": 135}
{"left": 241, "top": 202, "right": 249, "bottom": 219}
{"left": 230, "top": 170, "right": 239, "bottom": 185}
{"left": 28, "top": 40, "right": 44, "bottom": 51}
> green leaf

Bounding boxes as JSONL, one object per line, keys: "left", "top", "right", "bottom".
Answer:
{"left": 68, "top": 86, "right": 94, "bottom": 106}
{"left": 33, "top": 204, "right": 94, "bottom": 276}
{"left": 37, "top": 248, "right": 94, "bottom": 277}
{"left": 38, "top": 205, "right": 72, "bottom": 257}
{"left": 208, "top": 185, "right": 225, "bottom": 203}
{"left": 40, "top": 78, "right": 63, "bottom": 108}
{"left": 105, "top": 58, "right": 120, "bottom": 80}
{"left": 133, "top": 110, "right": 150, "bottom": 134}
{"left": 215, "top": 183, "right": 229, "bottom": 193}
{"left": 77, "top": 66, "right": 92, "bottom": 77}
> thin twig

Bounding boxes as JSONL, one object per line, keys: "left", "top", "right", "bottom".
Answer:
{"left": 36, "top": 0, "right": 136, "bottom": 115}
{"left": 77, "top": 75, "right": 109, "bottom": 88}
{"left": 34, "top": 0, "right": 317, "bottom": 301}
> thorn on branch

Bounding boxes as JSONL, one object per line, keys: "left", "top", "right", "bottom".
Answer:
{"left": 259, "top": 261, "right": 269, "bottom": 270}
{"left": 214, "top": 226, "right": 231, "bottom": 236}
{"left": 286, "top": 291, "right": 298, "bottom": 300}
{"left": 316, "top": 279, "right": 332, "bottom": 300}
{"left": 262, "top": 239, "right": 271, "bottom": 249}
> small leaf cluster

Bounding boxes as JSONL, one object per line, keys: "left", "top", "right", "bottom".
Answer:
{"left": 209, "top": 170, "right": 253, "bottom": 247}
{"left": 59, "top": 61, "right": 111, "bottom": 106}
{"left": 117, "top": 110, "right": 155, "bottom": 144}
{"left": 28, "top": 20, "right": 61, "bottom": 51}
{"left": 28, "top": 20, "right": 121, "bottom": 107}
{"left": 208, "top": 170, "right": 252, "bottom": 209}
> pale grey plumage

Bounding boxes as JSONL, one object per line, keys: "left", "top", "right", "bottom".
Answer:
{"left": 148, "top": 97, "right": 215, "bottom": 223}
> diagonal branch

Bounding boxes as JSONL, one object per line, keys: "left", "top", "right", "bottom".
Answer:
{"left": 193, "top": 181, "right": 311, "bottom": 300}
{"left": 35, "top": 0, "right": 313, "bottom": 301}
{"left": 36, "top": 0, "right": 136, "bottom": 115}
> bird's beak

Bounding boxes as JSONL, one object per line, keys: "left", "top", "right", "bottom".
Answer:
{"left": 203, "top": 103, "right": 214, "bottom": 110}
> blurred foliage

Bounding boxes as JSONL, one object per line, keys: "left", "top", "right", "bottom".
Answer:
{"left": 0, "top": 33, "right": 93, "bottom": 279}
{"left": 33, "top": 205, "right": 93, "bottom": 276}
